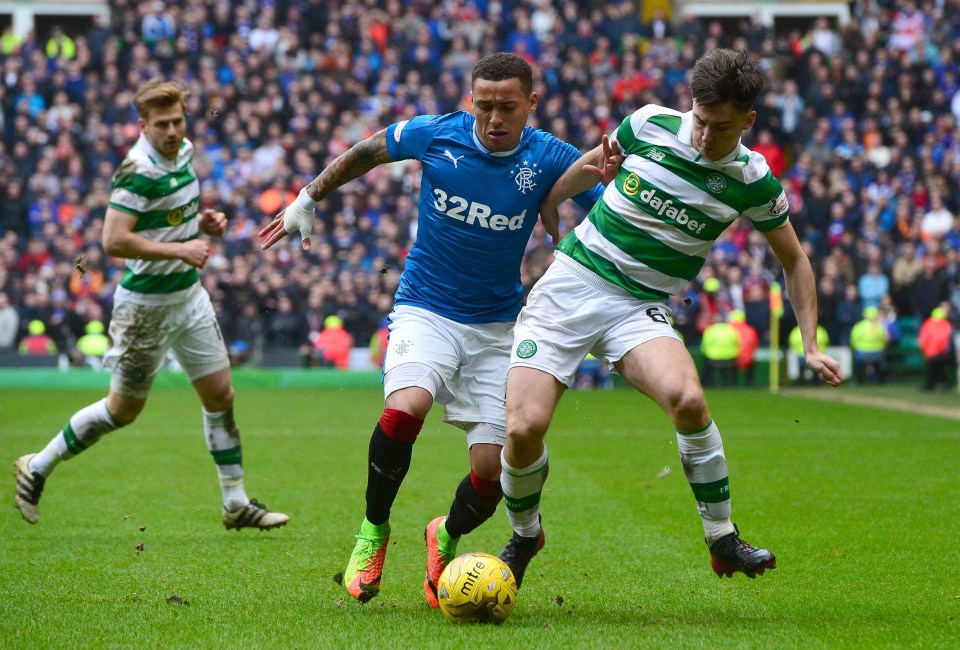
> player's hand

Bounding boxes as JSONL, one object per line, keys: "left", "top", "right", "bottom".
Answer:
{"left": 259, "top": 188, "right": 317, "bottom": 251}
{"left": 538, "top": 199, "right": 561, "bottom": 246}
{"left": 198, "top": 209, "right": 227, "bottom": 237}
{"left": 805, "top": 351, "right": 845, "bottom": 386}
{"left": 582, "top": 134, "right": 624, "bottom": 187}
{"left": 179, "top": 239, "right": 211, "bottom": 269}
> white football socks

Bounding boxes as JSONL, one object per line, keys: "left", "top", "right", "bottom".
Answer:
{"left": 203, "top": 407, "right": 248, "bottom": 512}
{"left": 30, "top": 398, "right": 122, "bottom": 477}
{"left": 500, "top": 446, "right": 548, "bottom": 538}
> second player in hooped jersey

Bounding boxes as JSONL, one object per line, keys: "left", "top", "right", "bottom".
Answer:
{"left": 259, "top": 53, "right": 615, "bottom": 608}
{"left": 385, "top": 111, "right": 600, "bottom": 323}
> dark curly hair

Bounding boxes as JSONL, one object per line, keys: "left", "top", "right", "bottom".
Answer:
{"left": 471, "top": 52, "right": 533, "bottom": 95}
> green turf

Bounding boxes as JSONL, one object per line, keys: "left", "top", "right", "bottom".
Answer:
{"left": 1, "top": 387, "right": 957, "bottom": 648}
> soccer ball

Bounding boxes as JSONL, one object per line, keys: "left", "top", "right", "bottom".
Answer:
{"left": 436, "top": 552, "right": 518, "bottom": 624}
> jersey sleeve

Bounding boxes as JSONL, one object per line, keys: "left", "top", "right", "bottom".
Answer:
{"left": 615, "top": 104, "right": 665, "bottom": 155}
{"left": 744, "top": 179, "right": 791, "bottom": 232}
{"left": 385, "top": 114, "right": 441, "bottom": 162}
{"left": 108, "top": 157, "right": 149, "bottom": 215}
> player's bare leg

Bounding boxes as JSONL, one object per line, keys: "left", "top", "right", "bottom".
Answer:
{"left": 498, "top": 367, "right": 563, "bottom": 586}
{"left": 346, "top": 385, "right": 429, "bottom": 601}
{"left": 194, "top": 369, "right": 288, "bottom": 531}
{"left": 617, "top": 338, "right": 776, "bottom": 577}
{"left": 14, "top": 391, "right": 135, "bottom": 524}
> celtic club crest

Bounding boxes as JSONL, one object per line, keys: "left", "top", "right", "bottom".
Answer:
{"left": 516, "top": 339, "right": 537, "bottom": 358}
{"left": 705, "top": 173, "right": 727, "bottom": 194}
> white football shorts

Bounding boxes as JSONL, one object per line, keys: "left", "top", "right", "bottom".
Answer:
{"left": 104, "top": 285, "right": 230, "bottom": 399}
{"left": 510, "top": 255, "right": 680, "bottom": 387}
{"left": 383, "top": 305, "right": 512, "bottom": 445}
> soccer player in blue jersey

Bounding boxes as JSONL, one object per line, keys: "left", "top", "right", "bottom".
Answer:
{"left": 495, "top": 49, "right": 845, "bottom": 588}
{"left": 260, "top": 52, "right": 619, "bottom": 605}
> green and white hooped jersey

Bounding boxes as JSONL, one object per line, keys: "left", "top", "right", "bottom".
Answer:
{"left": 556, "top": 105, "right": 790, "bottom": 300}
{"left": 108, "top": 134, "right": 201, "bottom": 306}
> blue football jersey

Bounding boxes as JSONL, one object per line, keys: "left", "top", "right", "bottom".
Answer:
{"left": 385, "top": 111, "right": 601, "bottom": 323}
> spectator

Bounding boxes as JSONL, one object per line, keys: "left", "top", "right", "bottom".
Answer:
{"left": 44, "top": 26, "right": 76, "bottom": 60}
{"left": 910, "top": 253, "right": 950, "bottom": 318}
{"left": 850, "top": 307, "right": 888, "bottom": 384}
{"left": 368, "top": 315, "right": 390, "bottom": 369}
{"left": 575, "top": 353, "right": 613, "bottom": 391}
{"left": 0, "top": 179, "right": 30, "bottom": 242}
{"left": 834, "top": 283, "right": 860, "bottom": 347}
{"left": 701, "top": 317, "right": 741, "bottom": 388}
{"left": 817, "top": 274, "right": 842, "bottom": 343}
{"left": 751, "top": 128, "right": 786, "bottom": 178}
{"left": 0, "top": 291, "right": 19, "bottom": 349}
{"left": 264, "top": 292, "right": 308, "bottom": 350}
{"left": 19, "top": 320, "right": 56, "bottom": 356}
{"left": 920, "top": 192, "right": 954, "bottom": 242}
{"left": 75, "top": 320, "right": 109, "bottom": 369}
{"left": 729, "top": 309, "right": 760, "bottom": 387}
{"left": 0, "top": 25, "right": 22, "bottom": 55}
{"left": 310, "top": 315, "right": 353, "bottom": 369}
{"left": 858, "top": 261, "right": 889, "bottom": 311}
{"left": 142, "top": 1, "right": 176, "bottom": 50}
{"left": 85, "top": 15, "right": 111, "bottom": 61}
{"left": 0, "top": 0, "right": 956, "bottom": 380}
{"left": 743, "top": 282, "right": 771, "bottom": 346}
{"left": 890, "top": 241, "right": 924, "bottom": 314}
{"left": 918, "top": 305, "right": 955, "bottom": 390}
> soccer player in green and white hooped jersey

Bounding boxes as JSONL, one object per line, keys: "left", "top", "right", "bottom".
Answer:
{"left": 496, "top": 49, "right": 846, "bottom": 587}
{"left": 14, "top": 79, "right": 288, "bottom": 532}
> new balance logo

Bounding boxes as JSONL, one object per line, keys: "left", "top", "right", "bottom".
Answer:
{"left": 443, "top": 150, "right": 465, "bottom": 168}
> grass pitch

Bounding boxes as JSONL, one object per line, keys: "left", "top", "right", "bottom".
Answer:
{"left": 1, "top": 385, "right": 957, "bottom": 648}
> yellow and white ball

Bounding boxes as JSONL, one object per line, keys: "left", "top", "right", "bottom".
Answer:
{"left": 436, "top": 552, "right": 518, "bottom": 624}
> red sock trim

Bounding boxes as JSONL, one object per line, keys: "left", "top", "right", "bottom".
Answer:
{"left": 470, "top": 470, "right": 503, "bottom": 499}
{"left": 378, "top": 408, "right": 423, "bottom": 443}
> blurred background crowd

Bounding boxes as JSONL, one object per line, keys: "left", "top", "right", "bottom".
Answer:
{"left": 1, "top": 0, "right": 959, "bottom": 381}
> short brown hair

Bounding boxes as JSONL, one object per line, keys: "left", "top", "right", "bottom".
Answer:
{"left": 690, "top": 49, "right": 764, "bottom": 113}
{"left": 471, "top": 52, "right": 533, "bottom": 95}
{"left": 133, "top": 78, "right": 188, "bottom": 120}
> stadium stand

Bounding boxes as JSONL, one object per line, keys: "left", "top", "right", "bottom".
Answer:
{"left": 0, "top": 0, "right": 957, "bottom": 383}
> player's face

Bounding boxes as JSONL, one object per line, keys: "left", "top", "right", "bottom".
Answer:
{"left": 471, "top": 77, "right": 537, "bottom": 152}
{"left": 139, "top": 103, "right": 187, "bottom": 160}
{"left": 690, "top": 101, "right": 755, "bottom": 161}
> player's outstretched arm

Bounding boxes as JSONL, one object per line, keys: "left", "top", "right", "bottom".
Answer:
{"left": 764, "top": 223, "right": 845, "bottom": 386}
{"left": 582, "top": 134, "right": 624, "bottom": 186}
{"left": 259, "top": 129, "right": 392, "bottom": 251}
{"left": 540, "top": 142, "right": 606, "bottom": 244}
{"left": 539, "top": 135, "right": 623, "bottom": 244}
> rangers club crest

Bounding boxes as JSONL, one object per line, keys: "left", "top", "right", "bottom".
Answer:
{"left": 510, "top": 160, "right": 542, "bottom": 194}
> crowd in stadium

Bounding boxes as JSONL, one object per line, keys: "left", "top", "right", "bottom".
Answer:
{"left": 0, "top": 0, "right": 959, "bottom": 377}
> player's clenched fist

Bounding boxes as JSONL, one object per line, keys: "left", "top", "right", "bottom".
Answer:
{"left": 199, "top": 208, "right": 227, "bottom": 237}
{"left": 259, "top": 188, "right": 317, "bottom": 251}
{"left": 179, "top": 239, "right": 211, "bottom": 268}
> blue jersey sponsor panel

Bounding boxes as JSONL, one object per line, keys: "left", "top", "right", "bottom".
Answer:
{"left": 385, "top": 111, "right": 601, "bottom": 323}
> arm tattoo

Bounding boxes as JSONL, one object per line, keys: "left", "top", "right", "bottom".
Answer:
{"left": 305, "top": 130, "right": 391, "bottom": 202}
